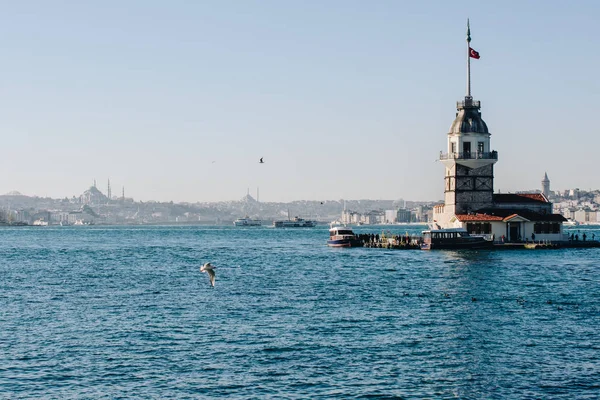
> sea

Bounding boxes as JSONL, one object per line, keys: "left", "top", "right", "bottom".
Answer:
{"left": 1, "top": 224, "right": 599, "bottom": 399}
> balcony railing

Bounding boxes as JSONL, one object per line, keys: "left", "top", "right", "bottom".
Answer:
{"left": 457, "top": 99, "right": 481, "bottom": 109}
{"left": 439, "top": 150, "right": 498, "bottom": 161}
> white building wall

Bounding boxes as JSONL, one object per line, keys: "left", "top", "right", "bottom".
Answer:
{"left": 458, "top": 221, "right": 565, "bottom": 243}
{"left": 384, "top": 210, "right": 397, "bottom": 224}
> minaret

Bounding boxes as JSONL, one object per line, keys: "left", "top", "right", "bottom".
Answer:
{"left": 122, "top": 186, "right": 125, "bottom": 202}
{"left": 438, "top": 20, "right": 498, "bottom": 221}
{"left": 542, "top": 172, "right": 550, "bottom": 198}
{"left": 107, "top": 179, "right": 111, "bottom": 200}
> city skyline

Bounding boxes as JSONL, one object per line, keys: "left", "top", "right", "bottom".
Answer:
{"left": 1, "top": 1, "right": 598, "bottom": 203}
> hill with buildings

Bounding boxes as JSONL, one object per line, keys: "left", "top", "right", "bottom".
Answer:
{"left": 0, "top": 180, "right": 597, "bottom": 226}
{"left": 0, "top": 186, "right": 438, "bottom": 226}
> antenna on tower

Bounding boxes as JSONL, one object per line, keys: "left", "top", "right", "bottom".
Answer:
{"left": 466, "top": 18, "right": 472, "bottom": 99}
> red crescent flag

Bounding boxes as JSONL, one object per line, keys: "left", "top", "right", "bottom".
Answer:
{"left": 469, "top": 47, "right": 480, "bottom": 59}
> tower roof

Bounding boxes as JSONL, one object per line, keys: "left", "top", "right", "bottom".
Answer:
{"left": 449, "top": 97, "right": 489, "bottom": 134}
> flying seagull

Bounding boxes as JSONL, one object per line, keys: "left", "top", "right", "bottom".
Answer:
{"left": 259, "top": 157, "right": 264, "bottom": 164}
{"left": 200, "top": 262, "right": 216, "bottom": 287}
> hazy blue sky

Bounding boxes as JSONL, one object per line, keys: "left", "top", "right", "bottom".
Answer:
{"left": 0, "top": 1, "right": 598, "bottom": 202}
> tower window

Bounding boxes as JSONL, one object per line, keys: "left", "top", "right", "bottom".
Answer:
{"left": 451, "top": 142, "right": 456, "bottom": 155}
{"left": 478, "top": 141, "right": 484, "bottom": 154}
{"left": 463, "top": 142, "right": 471, "bottom": 157}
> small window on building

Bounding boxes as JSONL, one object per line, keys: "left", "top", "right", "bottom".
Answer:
{"left": 478, "top": 141, "right": 484, "bottom": 153}
{"left": 466, "top": 222, "right": 491, "bottom": 235}
{"left": 542, "top": 223, "right": 550, "bottom": 234}
{"left": 451, "top": 142, "right": 456, "bottom": 154}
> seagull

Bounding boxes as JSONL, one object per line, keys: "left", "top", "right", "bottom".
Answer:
{"left": 200, "top": 262, "right": 216, "bottom": 287}
{"left": 259, "top": 157, "right": 264, "bottom": 164}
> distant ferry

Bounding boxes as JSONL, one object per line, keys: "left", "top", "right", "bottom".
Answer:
{"left": 421, "top": 228, "right": 494, "bottom": 250}
{"left": 233, "top": 216, "right": 262, "bottom": 227}
{"left": 273, "top": 216, "right": 317, "bottom": 228}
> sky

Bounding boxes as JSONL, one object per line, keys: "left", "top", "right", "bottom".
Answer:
{"left": 0, "top": 0, "right": 598, "bottom": 203}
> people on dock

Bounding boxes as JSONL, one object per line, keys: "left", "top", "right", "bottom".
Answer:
{"left": 531, "top": 233, "right": 535, "bottom": 241}
{"left": 583, "top": 233, "right": 586, "bottom": 241}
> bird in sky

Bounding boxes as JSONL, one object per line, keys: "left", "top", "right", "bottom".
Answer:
{"left": 259, "top": 157, "right": 264, "bottom": 164}
{"left": 200, "top": 262, "right": 216, "bottom": 287}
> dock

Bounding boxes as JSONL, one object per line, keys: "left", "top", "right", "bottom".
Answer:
{"left": 353, "top": 232, "right": 600, "bottom": 250}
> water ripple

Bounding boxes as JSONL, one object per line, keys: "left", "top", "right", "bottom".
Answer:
{"left": 0, "top": 225, "right": 599, "bottom": 398}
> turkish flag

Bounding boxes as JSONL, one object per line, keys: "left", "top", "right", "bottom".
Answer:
{"left": 469, "top": 47, "right": 480, "bottom": 59}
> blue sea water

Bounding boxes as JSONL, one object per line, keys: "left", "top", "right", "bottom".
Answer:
{"left": 1, "top": 225, "right": 599, "bottom": 399}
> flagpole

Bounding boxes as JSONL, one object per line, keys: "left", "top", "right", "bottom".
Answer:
{"left": 466, "top": 19, "right": 471, "bottom": 99}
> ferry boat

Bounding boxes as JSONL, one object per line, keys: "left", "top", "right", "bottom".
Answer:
{"left": 233, "top": 216, "right": 262, "bottom": 227}
{"left": 421, "top": 228, "right": 494, "bottom": 250}
{"left": 327, "top": 225, "right": 362, "bottom": 247}
{"left": 273, "top": 216, "right": 317, "bottom": 228}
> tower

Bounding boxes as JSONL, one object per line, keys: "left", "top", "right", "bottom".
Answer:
{"left": 107, "top": 178, "right": 111, "bottom": 200}
{"left": 439, "top": 20, "right": 497, "bottom": 216}
{"left": 542, "top": 172, "right": 550, "bottom": 198}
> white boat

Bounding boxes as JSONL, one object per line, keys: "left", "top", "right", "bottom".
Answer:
{"left": 327, "top": 224, "right": 362, "bottom": 247}
{"left": 421, "top": 228, "right": 494, "bottom": 250}
{"left": 233, "top": 216, "right": 262, "bottom": 227}
{"left": 564, "top": 219, "right": 579, "bottom": 227}
{"left": 273, "top": 216, "right": 317, "bottom": 228}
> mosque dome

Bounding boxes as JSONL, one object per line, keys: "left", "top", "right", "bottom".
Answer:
{"left": 449, "top": 98, "right": 489, "bottom": 134}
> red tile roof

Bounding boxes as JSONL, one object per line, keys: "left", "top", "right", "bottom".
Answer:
{"left": 456, "top": 208, "right": 567, "bottom": 222}
{"left": 494, "top": 193, "right": 548, "bottom": 203}
{"left": 456, "top": 213, "right": 504, "bottom": 222}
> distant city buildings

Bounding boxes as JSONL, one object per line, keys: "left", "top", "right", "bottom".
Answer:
{"left": 341, "top": 206, "right": 432, "bottom": 225}
{"left": 0, "top": 176, "right": 597, "bottom": 227}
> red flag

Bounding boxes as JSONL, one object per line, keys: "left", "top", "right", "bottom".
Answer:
{"left": 469, "top": 47, "right": 480, "bottom": 59}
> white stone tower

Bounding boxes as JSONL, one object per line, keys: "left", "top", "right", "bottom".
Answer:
{"left": 435, "top": 21, "right": 498, "bottom": 227}
{"left": 542, "top": 172, "right": 550, "bottom": 198}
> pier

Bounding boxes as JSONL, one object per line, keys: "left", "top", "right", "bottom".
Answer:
{"left": 352, "top": 232, "right": 600, "bottom": 250}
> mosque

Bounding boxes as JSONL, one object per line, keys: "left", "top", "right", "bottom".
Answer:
{"left": 432, "top": 22, "right": 566, "bottom": 242}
